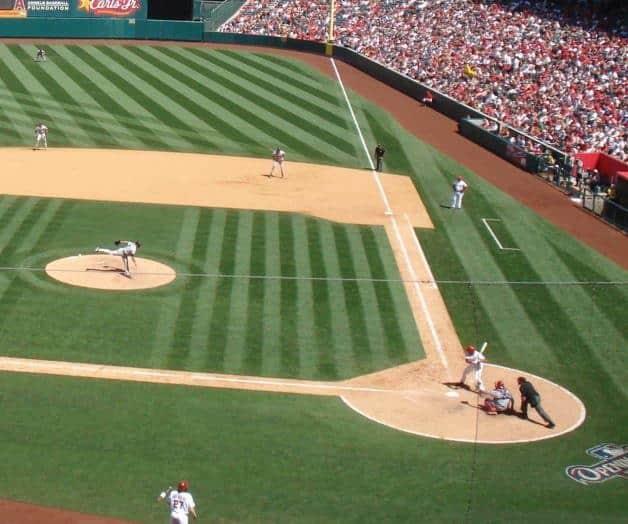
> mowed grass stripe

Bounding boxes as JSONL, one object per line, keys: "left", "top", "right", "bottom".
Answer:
{"left": 95, "top": 45, "right": 218, "bottom": 151}
{"left": 48, "top": 45, "right": 164, "bottom": 150}
{"left": 186, "top": 209, "right": 226, "bottom": 370}
{"left": 10, "top": 45, "right": 119, "bottom": 147}
{"left": 0, "top": 51, "right": 71, "bottom": 144}
{"left": 278, "top": 214, "right": 300, "bottom": 376}
{"left": 119, "top": 46, "right": 258, "bottom": 152}
{"left": 0, "top": 79, "right": 24, "bottom": 144}
{"left": 292, "top": 215, "right": 318, "bottom": 378}
{"left": 169, "top": 209, "right": 213, "bottom": 367}
{"left": 206, "top": 210, "right": 240, "bottom": 371}
{"left": 195, "top": 51, "right": 355, "bottom": 156}
{"left": 242, "top": 212, "right": 266, "bottom": 375}
{"left": 319, "top": 221, "right": 358, "bottom": 377}
{"left": 358, "top": 227, "right": 411, "bottom": 363}
{"left": 162, "top": 47, "right": 335, "bottom": 163}
{"left": 244, "top": 51, "right": 342, "bottom": 106}
{"left": 223, "top": 212, "right": 253, "bottom": 373}
{"left": 71, "top": 45, "right": 202, "bottom": 152}
{"left": 150, "top": 208, "right": 199, "bottom": 369}
{"left": 261, "top": 212, "right": 282, "bottom": 376}
{"left": 217, "top": 50, "right": 348, "bottom": 128}
{"left": 305, "top": 217, "right": 337, "bottom": 378}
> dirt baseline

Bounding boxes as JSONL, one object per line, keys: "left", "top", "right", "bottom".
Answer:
{"left": 0, "top": 147, "right": 584, "bottom": 446}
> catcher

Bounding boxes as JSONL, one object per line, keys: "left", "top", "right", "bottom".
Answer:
{"left": 94, "top": 240, "right": 141, "bottom": 277}
{"left": 481, "top": 380, "right": 514, "bottom": 415}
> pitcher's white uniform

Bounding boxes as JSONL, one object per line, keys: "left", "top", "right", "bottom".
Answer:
{"left": 269, "top": 148, "right": 285, "bottom": 178}
{"left": 450, "top": 176, "right": 468, "bottom": 209}
{"left": 167, "top": 489, "right": 196, "bottom": 524}
{"left": 459, "top": 346, "right": 485, "bottom": 391}
{"left": 94, "top": 240, "right": 140, "bottom": 277}
{"left": 34, "top": 123, "right": 48, "bottom": 149}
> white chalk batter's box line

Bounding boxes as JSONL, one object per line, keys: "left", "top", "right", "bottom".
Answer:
{"left": 481, "top": 218, "right": 521, "bottom": 251}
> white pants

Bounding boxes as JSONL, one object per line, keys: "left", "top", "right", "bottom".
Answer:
{"left": 460, "top": 364, "right": 484, "bottom": 390}
{"left": 451, "top": 191, "right": 465, "bottom": 209}
{"left": 35, "top": 134, "right": 47, "bottom": 148}
{"left": 270, "top": 160, "right": 285, "bottom": 177}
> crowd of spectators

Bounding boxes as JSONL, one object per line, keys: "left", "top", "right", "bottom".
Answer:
{"left": 222, "top": 0, "right": 627, "bottom": 161}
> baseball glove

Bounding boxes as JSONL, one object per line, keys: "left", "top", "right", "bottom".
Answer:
{"left": 114, "top": 240, "right": 121, "bottom": 245}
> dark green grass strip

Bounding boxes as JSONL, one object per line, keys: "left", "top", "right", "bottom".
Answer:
{"left": 0, "top": 198, "right": 26, "bottom": 260}
{"left": 206, "top": 211, "right": 240, "bottom": 371}
{"left": 242, "top": 212, "right": 266, "bottom": 374}
{"left": 0, "top": 98, "right": 20, "bottom": 144}
{"left": 223, "top": 50, "right": 342, "bottom": 106}
{"left": 0, "top": 58, "right": 71, "bottom": 143}
{"left": 125, "top": 46, "right": 259, "bottom": 149}
{"left": 363, "top": 107, "right": 415, "bottom": 175}
{"left": 332, "top": 224, "right": 373, "bottom": 373}
{"left": 305, "top": 218, "right": 337, "bottom": 379}
{"left": 47, "top": 46, "right": 166, "bottom": 149}
{"left": 206, "top": 50, "right": 350, "bottom": 136}
{"left": 8, "top": 46, "right": 117, "bottom": 147}
{"left": 483, "top": 219, "right": 519, "bottom": 250}
{"left": 202, "top": 52, "right": 356, "bottom": 156}
{"left": 168, "top": 48, "right": 335, "bottom": 163}
{"left": 167, "top": 210, "right": 213, "bottom": 369}
{"left": 65, "top": 46, "right": 207, "bottom": 150}
{"left": 0, "top": 199, "right": 49, "bottom": 260}
{"left": 550, "top": 242, "right": 628, "bottom": 338}
{"left": 279, "top": 214, "right": 299, "bottom": 376}
{"left": 360, "top": 227, "right": 409, "bottom": 361}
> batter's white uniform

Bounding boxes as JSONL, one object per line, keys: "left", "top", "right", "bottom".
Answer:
{"left": 460, "top": 349, "right": 485, "bottom": 390}
{"left": 34, "top": 123, "right": 48, "bottom": 149}
{"left": 167, "top": 490, "right": 196, "bottom": 524}
{"left": 269, "top": 148, "right": 285, "bottom": 178}
{"left": 451, "top": 177, "right": 468, "bottom": 209}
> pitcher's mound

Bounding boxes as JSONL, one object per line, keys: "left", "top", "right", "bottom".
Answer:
{"left": 45, "top": 255, "right": 176, "bottom": 291}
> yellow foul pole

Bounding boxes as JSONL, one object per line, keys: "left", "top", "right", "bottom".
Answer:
{"left": 325, "top": 0, "right": 336, "bottom": 56}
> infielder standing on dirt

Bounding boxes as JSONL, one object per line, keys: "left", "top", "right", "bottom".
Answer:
{"left": 269, "top": 147, "right": 286, "bottom": 178}
{"left": 459, "top": 345, "right": 486, "bottom": 391}
{"left": 158, "top": 480, "right": 197, "bottom": 524}
{"left": 34, "top": 122, "right": 48, "bottom": 149}
{"left": 450, "top": 175, "right": 468, "bottom": 209}
{"left": 94, "top": 240, "right": 141, "bottom": 277}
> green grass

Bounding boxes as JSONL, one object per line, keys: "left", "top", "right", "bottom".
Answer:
{"left": 0, "top": 42, "right": 626, "bottom": 523}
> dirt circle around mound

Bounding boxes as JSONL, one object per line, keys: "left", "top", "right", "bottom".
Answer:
{"left": 45, "top": 255, "right": 176, "bottom": 291}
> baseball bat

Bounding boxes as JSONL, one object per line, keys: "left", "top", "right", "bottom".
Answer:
{"left": 479, "top": 342, "right": 488, "bottom": 354}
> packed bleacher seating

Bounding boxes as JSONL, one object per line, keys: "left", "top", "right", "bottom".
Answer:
{"left": 222, "top": 0, "right": 628, "bottom": 161}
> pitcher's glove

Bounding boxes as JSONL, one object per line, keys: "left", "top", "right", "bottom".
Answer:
{"left": 114, "top": 240, "right": 121, "bottom": 245}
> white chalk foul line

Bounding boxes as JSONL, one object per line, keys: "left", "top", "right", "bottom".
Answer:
{"left": 331, "top": 57, "right": 449, "bottom": 373}
{"left": 481, "top": 218, "right": 520, "bottom": 251}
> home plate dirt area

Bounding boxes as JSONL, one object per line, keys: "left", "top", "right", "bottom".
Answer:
{"left": 0, "top": 148, "right": 585, "bottom": 446}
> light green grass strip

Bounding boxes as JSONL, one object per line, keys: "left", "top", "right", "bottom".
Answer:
{"left": 292, "top": 214, "right": 317, "bottom": 378}
{"left": 223, "top": 211, "right": 253, "bottom": 372}
{"left": 17, "top": 199, "right": 64, "bottom": 255}
{"left": 261, "top": 212, "right": 282, "bottom": 376}
{"left": 0, "top": 198, "right": 40, "bottom": 254}
{"left": 148, "top": 208, "right": 199, "bottom": 368}
{"left": 186, "top": 210, "right": 226, "bottom": 370}
{"left": 318, "top": 221, "right": 355, "bottom": 377}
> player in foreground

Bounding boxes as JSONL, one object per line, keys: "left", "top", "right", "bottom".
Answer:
{"left": 458, "top": 344, "right": 486, "bottom": 391}
{"left": 158, "top": 480, "right": 197, "bottom": 524}
{"left": 94, "top": 240, "right": 141, "bottom": 277}
{"left": 481, "top": 380, "right": 514, "bottom": 415}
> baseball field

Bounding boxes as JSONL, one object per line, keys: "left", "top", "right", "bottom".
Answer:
{"left": 0, "top": 41, "right": 626, "bottom": 523}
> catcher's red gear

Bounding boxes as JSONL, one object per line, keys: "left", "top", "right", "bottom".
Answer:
{"left": 465, "top": 345, "right": 476, "bottom": 353}
{"left": 495, "top": 380, "right": 505, "bottom": 389}
{"left": 178, "top": 480, "right": 189, "bottom": 492}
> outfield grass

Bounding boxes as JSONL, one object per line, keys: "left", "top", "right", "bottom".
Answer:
{"left": 0, "top": 43, "right": 626, "bottom": 522}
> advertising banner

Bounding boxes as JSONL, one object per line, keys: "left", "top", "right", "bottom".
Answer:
{"left": 0, "top": 0, "right": 147, "bottom": 18}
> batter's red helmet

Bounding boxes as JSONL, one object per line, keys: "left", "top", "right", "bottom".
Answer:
{"left": 178, "top": 480, "right": 188, "bottom": 492}
{"left": 465, "top": 345, "right": 476, "bottom": 353}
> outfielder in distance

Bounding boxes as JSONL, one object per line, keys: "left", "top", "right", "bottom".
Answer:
{"left": 94, "top": 240, "right": 141, "bottom": 277}
{"left": 158, "top": 480, "right": 198, "bottom": 524}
